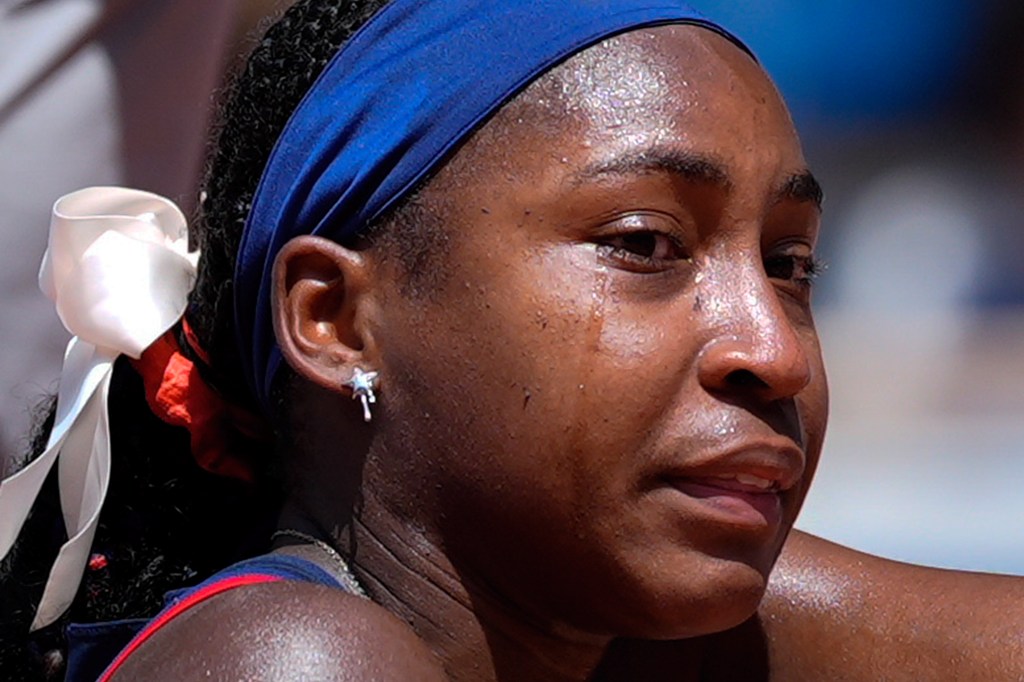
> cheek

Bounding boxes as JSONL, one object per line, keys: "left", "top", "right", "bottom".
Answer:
{"left": 377, "top": 244, "right": 694, "bottom": 552}
{"left": 474, "top": 256, "right": 697, "bottom": 490}
{"left": 378, "top": 249, "right": 606, "bottom": 483}
{"left": 798, "top": 342, "right": 829, "bottom": 480}
{"left": 574, "top": 276, "right": 708, "bottom": 461}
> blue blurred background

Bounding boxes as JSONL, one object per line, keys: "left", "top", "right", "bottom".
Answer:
{"left": 694, "top": 0, "right": 1024, "bottom": 573}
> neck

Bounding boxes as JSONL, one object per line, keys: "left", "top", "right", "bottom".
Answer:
{"left": 278, "top": 403, "right": 613, "bottom": 680}
{"left": 348, "top": 490, "right": 612, "bottom": 682}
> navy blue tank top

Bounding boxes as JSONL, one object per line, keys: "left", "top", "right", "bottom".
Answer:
{"left": 64, "top": 554, "right": 342, "bottom": 681}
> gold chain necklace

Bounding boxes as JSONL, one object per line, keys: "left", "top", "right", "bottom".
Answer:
{"left": 271, "top": 529, "right": 367, "bottom": 598}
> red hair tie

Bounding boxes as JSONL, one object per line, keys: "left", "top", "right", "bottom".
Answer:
{"left": 130, "top": 322, "right": 268, "bottom": 484}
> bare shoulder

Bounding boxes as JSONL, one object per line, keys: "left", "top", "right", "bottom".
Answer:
{"left": 622, "top": 532, "right": 1024, "bottom": 681}
{"left": 109, "top": 580, "right": 446, "bottom": 681}
{"left": 760, "top": 530, "right": 1024, "bottom": 681}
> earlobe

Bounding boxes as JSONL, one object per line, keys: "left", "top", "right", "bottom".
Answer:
{"left": 272, "top": 235, "right": 377, "bottom": 392}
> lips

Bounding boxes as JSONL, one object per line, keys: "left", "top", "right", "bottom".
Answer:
{"left": 667, "top": 477, "right": 784, "bottom": 528}
{"left": 655, "top": 442, "right": 805, "bottom": 530}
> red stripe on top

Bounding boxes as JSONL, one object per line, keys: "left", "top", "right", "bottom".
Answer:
{"left": 99, "top": 573, "right": 283, "bottom": 681}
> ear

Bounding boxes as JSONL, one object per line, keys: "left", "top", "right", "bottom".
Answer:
{"left": 272, "top": 235, "right": 379, "bottom": 392}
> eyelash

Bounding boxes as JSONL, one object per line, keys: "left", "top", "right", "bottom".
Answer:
{"left": 595, "top": 230, "right": 690, "bottom": 271}
{"left": 593, "top": 225, "right": 825, "bottom": 289}
{"left": 764, "top": 254, "right": 826, "bottom": 288}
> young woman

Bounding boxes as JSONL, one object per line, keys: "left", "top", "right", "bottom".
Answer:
{"left": 1, "top": 1, "right": 1021, "bottom": 680}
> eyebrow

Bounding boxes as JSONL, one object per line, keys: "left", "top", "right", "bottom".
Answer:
{"left": 570, "top": 146, "right": 824, "bottom": 211}
{"left": 776, "top": 170, "right": 824, "bottom": 210}
{"left": 571, "top": 148, "right": 731, "bottom": 190}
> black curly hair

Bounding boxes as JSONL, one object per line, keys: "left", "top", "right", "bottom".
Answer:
{"left": 0, "top": 1, "right": 446, "bottom": 678}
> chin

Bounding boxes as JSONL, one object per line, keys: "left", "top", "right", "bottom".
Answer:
{"left": 616, "top": 555, "right": 770, "bottom": 641}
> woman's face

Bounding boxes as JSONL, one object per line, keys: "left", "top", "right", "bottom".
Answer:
{"left": 368, "top": 25, "right": 827, "bottom": 639}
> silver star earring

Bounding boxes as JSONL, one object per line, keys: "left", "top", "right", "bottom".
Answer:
{"left": 344, "top": 367, "right": 379, "bottom": 422}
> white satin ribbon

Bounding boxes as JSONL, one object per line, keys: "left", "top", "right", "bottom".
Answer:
{"left": 0, "top": 187, "right": 198, "bottom": 631}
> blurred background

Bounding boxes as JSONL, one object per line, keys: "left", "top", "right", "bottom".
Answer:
{"left": 1, "top": 1, "right": 1022, "bottom": 573}
{"left": 0, "top": 0, "right": 272, "bottom": 471}
{"left": 694, "top": 0, "right": 1024, "bottom": 574}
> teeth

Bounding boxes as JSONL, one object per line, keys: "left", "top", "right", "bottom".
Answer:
{"left": 734, "top": 473, "right": 774, "bottom": 490}
{"left": 707, "top": 473, "right": 777, "bottom": 490}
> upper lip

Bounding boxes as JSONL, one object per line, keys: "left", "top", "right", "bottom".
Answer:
{"left": 657, "top": 439, "right": 806, "bottom": 493}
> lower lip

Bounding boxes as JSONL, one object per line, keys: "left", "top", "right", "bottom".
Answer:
{"left": 667, "top": 479, "right": 783, "bottom": 529}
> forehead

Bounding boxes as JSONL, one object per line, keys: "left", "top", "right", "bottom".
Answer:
{"left": 432, "top": 24, "right": 804, "bottom": 193}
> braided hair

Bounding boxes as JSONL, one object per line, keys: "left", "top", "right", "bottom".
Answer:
{"left": 0, "top": 1, "right": 437, "bottom": 678}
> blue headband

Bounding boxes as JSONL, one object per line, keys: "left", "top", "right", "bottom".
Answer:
{"left": 234, "top": 0, "right": 747, "bottom": 411}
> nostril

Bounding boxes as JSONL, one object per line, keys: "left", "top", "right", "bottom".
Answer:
{"left": 724, "top": 369, "right": 769, "bottom": 390}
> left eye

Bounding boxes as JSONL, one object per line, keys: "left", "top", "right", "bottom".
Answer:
{"left": 764, "top": 254, "right": 823, "bottom": 287}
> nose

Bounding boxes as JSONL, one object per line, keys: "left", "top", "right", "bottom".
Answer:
{"left": 696, "top": 275, "right": 813, "bottom": 404}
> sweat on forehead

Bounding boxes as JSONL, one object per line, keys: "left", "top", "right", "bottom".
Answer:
{"left": 460, "top": 25, "right": 761, "bottom": 173}
{"left": 232, "top": 0, "right": 750, "bottom": 413}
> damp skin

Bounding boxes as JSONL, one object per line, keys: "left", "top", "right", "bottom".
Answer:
{"left": 276, "top": 24, "right": 827, "bottom": 681}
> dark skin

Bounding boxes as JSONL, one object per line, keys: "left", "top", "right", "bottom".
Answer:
{"left": 111, "top": 25, "right": 1023, "bottom": 682}
{"left": 761, "top": 532, "right": 1024, "bottom": 680}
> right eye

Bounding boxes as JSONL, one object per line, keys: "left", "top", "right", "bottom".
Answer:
{"left": 600, "top": 231, "right": 676, "bottom": 260}
{"left": 593, "top": 215, "right": 691, "bottom": 273}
